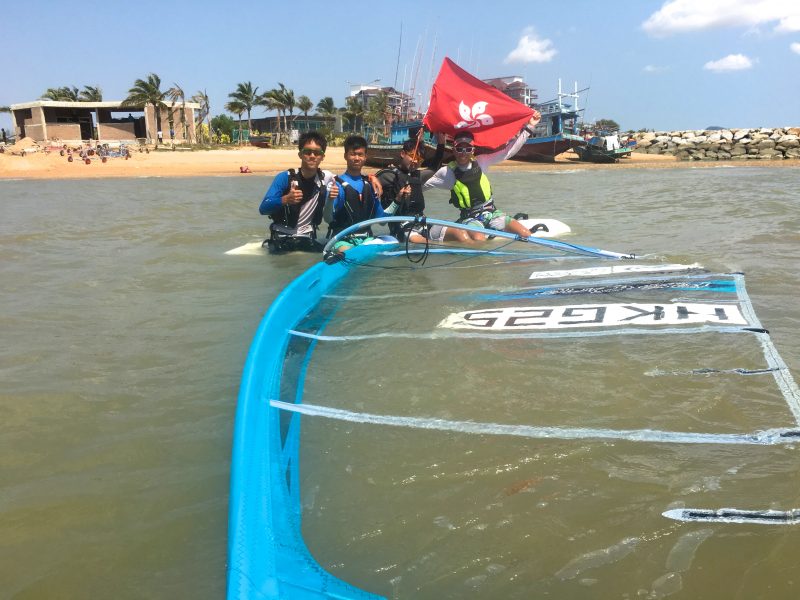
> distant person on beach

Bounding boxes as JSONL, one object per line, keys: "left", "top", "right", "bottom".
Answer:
{"left": 424, "top": 116, "right": 539, "bottom": 240}
{"left": 258, "top": 131, "right": 337, "bottom": 252}
{"left": 324, "top": 135, "right": 390, "bottom": 253}
{"left": 376, "top": 130, "right": 474, "bottom": 243}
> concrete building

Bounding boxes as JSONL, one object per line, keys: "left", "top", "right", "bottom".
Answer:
{"left": 482, "top": 76, "right": 538, "bottom": 108}
{"left": 349, "top": 86, "right": 418, "bottom": 121}
{"left": 8, "top": 100, "right": 200, "bottom": 144}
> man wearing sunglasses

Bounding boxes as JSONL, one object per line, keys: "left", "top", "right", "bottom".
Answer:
{"left": 259, "top": 131, "right": 338, "bottom": 252}
{"left": 424, "top": 116, "right": 540, "bottom": 240}
{"left": 376, "top": 130, "right": 471, "bottom": 243}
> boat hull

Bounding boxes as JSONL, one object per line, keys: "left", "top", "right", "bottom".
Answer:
{"left": 574, "top": 145, "right": 633, "bottom": 163}
{"left": 248, "top": 135, "right": 271, "bottom": 148}
{"left": 365, "top": 141, "right": 450, "bottom": 168}
{"left": 510, "top": 133, "right": 587, "bottom": 163}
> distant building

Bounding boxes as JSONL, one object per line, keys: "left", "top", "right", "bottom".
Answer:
{"left": 482, "top": 76, "right": 538, "bottom": 108}
{"left": 8, "top": 99, "right": 200, "bottom": 143}
{"left": 249, "top": 114, "right": 339, "bottom": 139}
{"left": 349, "top": 85, "right": 419, "bottom": 121}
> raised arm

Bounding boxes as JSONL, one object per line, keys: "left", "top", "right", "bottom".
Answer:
{"left": 423, "top": 164, "right": 456, "bottom": 191}
{"left": 323, "top": 179, "right": 343, "bottom": 224}
{"left": 421, "top": 132, "right": 447, "bottom": 170}
{"left": 475, "top": 114, "right": 540, "bottom": 170}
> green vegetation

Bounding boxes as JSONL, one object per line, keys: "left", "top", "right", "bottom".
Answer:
{"left": 191, "top": 90, "right": 212, "bottom": 144}
{"left": 168, "top": 84, "right": 189, "bottom": 143}
{"left": 122, "top": 73, "right": 168, "bottom": 146}
{"left": 228, "top": 82, "right": 259, "bottom": 134}
{"left": 594, "top": 118, "right": 621, "bottom": 132}
{"left": 211, "top": 114, "right": 236, "bottom": 139}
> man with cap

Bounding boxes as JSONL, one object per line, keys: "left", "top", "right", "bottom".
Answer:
{"left": 424, "top": 116, "right": 539, "bottom": 240}
{"left": 377, "top": 130, "right": 475, "bottom": 244}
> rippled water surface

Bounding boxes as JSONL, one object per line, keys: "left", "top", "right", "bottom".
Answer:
{"left": 2, "top": 166, "right": 799, "bottom": 599}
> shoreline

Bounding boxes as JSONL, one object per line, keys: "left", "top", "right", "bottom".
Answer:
{"left": 2, "top": 146, "right": 799, "bottom": 180}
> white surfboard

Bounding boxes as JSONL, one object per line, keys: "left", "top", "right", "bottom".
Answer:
{"left": 225, "top": 241, "right": 267, "bottom": 256}
{"left": 225, "top": 220, "right": 570, "bottom": 255}
{"left": 517, "top": 218, "right": 571, "bottom": 238}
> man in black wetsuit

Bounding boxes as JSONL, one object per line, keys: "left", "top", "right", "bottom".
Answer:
{"left": 258, "top": 131, "right": 338, "bottom": 252}
{"left": 376, "top": 131, "right": 476, "bottom": 243}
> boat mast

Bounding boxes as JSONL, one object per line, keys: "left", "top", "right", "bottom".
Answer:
{"left": 394, "top": 22, "right": 403, "bottom": 90}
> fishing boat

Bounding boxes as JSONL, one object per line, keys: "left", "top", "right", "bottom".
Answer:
{"left": 364, "top": 120, "right": 451, "bottom": 168}
{"left": 510, "top": 81, "right": 587, "bottom": 163}
{"left": 227, "top": 217, "right": 800, "bottom": 598}
{"left": 574, "top": 132, "right": 634, "bottom": 163}
{"left": 249, "top": 134, "right": 272, "bottom": 148}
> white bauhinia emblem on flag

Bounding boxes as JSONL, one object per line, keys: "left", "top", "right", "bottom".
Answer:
{"left": 424, "top": 57, "right": 536, "bottom": 147}
{"left": 455, "top": 100, "right": 494, "bottom": 130}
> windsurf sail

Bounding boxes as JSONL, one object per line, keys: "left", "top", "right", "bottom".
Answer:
{"left": 228, "top": 218, "right": 800, "bottom": 599}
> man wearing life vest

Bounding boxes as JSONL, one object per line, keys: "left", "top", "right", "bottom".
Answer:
{"left": 376, "top": 131, "right": 463, "bottom": 243}
{"left": 258, "top": 131, "right": 338, "bottom": 252}
{"left": 424, "top": 116, "right": 539, "bottom": 240}
{"left": 324, "top": 135, "right": 389, "bottom": 253}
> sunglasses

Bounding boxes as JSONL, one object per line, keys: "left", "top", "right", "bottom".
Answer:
{"left": 454, "top": 145, "right": 474, "bottom": 154}
{"left": 300, "top": 148, "right": 324, "bottom": 157}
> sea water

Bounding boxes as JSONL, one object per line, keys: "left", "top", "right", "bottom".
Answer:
{"left": 1, "top": 166, "right": 799, "bottom": 598}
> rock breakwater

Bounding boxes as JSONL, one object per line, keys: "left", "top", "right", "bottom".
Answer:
{"left": 633, "top": 127, "right": 800, "bottom": 161}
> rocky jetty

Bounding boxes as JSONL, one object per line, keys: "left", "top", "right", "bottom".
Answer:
{"left": 633, "top": 127, "right": 800, "bottom": 161}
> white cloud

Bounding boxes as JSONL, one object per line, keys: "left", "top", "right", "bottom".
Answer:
{"left": 792, "top": 42, "right": 800, "bottom": 54}
{"left": 703, "top": 53, "right": 754, "bottom": 71}
{"left": 504, "top": 28, "right": 557, "bottom": 64}
{"left": 643, "top": 0, "right": 800, "bottom": 37}
{"left": 643, "top": 64, "right": 669, "bottom": 73}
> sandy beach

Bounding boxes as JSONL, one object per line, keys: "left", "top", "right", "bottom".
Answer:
{"left": 1, "top": 145, "right": 798, "bottom": 180}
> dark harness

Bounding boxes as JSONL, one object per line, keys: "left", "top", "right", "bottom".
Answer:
{"left": 267, "top": 168, "right": 326, "bottom": 253}
{"left": 329, "top": 175, "right": 378, "bottom": 237}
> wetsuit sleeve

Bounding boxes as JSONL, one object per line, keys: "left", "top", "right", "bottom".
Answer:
{"left": 323, "top": 180, "right": 345, "bottom": 224}
{"left": 421, "top": 143, "right": 446, "bottom": 170}
{"left": 376, "top": 170, "right": 399, "bottom": 209}
{"left": 423, "top": 165, "right": 455, "bottom": 190}
{"left": 259, "top": 171, "right": 289, "bottom": 215}
{"left": 373, "top": 190, "right": 388, "bottom": 218}
{"left": 475, "top": 128, "right": 531, "bottom": 170}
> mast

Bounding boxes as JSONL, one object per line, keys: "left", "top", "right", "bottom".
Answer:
{"left": 408, "top": 32, "right": 425, "bottom": 121}
{"left": 393, "top": 22, "right": 403, "bottom": 90}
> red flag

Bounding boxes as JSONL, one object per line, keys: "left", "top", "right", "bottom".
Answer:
{"left": 423, "top": 57, "right": 536, "bottom": 148}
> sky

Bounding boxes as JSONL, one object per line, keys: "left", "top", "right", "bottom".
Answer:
{"left": 2, "top": 0, "right": 799, "bottom": 133}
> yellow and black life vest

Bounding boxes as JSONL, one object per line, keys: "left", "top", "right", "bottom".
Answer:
{"left": 448, "top": 161, "right": 492, "bottom": 210}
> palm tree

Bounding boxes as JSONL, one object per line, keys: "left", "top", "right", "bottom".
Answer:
{"left": 342, "top": 96, "right": 365, "bottom": 134}
{"left": 79, "top": 86, "right": 103, "bottom": 140}
{"left": 260, "top": 88, "right": 287, "bottom": 144}
{"left": 296, "top": 95, "right": 313, "bottom": 132}
{"left": 191, "top": 89, "right": 212, "bottom": 143}
{"left": 79, "top": 86, "right": 103, "bottom": 101}
{"left": 228, "top": 81, "right": 259, "bottom": 135}
{"left": 315, "top": 96, "right": 337, "bottom": 132}
{"left": 225, "top": 100, "right": 246, "bottom": 144}
{"left": 279, "top": 84, "right": 295, "bottom": 136}
{"left": 123, "top": 73, "right": 168, "bottom": 146}
{"left": 366, "top": 91, "right": 389, "bottom": 142}
{"left": 41, "top": 86, "right": 80, "bottom": 101}
{"left": 167, "top": 83, "right": 188, "bottom": 143}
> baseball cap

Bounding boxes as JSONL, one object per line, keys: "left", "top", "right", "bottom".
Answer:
{"left": 453, "top": 130, "right": 474, "bottom": 145}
